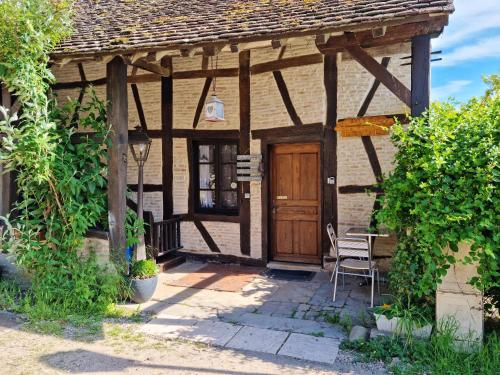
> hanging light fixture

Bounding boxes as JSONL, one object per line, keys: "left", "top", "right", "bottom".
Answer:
{"left": 205, "top": 54, "right": 225, "bottom": 122}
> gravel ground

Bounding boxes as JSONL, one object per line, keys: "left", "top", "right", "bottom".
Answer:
{"left": 0, "top": 312, "right": 388, "bottom": 375}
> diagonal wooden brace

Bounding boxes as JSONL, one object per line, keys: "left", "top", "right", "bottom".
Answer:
{"left": 346, "top": 44, "right": 411, "bottom": 107}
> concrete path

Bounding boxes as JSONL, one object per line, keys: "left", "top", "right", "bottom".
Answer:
{"left": 131, "top": 261, "right": 386, "bottom": 366}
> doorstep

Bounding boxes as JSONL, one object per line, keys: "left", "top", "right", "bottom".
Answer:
{"left": 266, "top": 261, "right": 323, "bottom": 273}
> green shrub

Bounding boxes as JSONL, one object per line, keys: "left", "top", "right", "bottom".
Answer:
{"left": 377, "top": 74, "right": 499, "bottom": 306}
{"left": 130, "top": 260, "right": 159, "bottom": 279}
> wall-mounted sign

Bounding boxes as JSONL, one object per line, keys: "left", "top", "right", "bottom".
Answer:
{"left": 335, "top": 115, "right": 397, "bottom": 137}
{"left": 236, "top": 154, "right": 263, "bottom": 182}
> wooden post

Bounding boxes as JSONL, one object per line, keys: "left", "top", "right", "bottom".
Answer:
{"left": 323, "top": 54, "right": 338, "bottom": 254}
{"left": 161, "top": 57, "right": 173, "bottom": 219}
{"left": 411, "top": 34, "right": 431, "bottom": 116}
{"left": 239, "top": 50, "right": 251, "bottom": 256}
{"left": 106, "top": 56, "right": 128, "bottom": 262}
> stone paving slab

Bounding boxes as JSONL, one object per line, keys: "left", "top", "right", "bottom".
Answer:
{"left": 225, "top": 326, "right": 289, "bottom": 354}
{"left": 268, "top": 281, "right": 320, "bottom": 303}
{"left": 139, "top": 316, "right": 198, "bottom": 339}
{"left": 257, "top": 301, "right": 299, "bottom": 318}
{"left": 234, "top": 313, "right": 346, "bottom": 339}
{"left": 182, "top": 320, "right": 242, "bottom": 347}
{"left": 278, "top": 333, "right": 340, "bottom": 365}
{"left": 155, "top": 303, "right": 218, "bottom": 320}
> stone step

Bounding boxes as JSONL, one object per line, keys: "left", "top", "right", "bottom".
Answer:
{"left": 222, "top": 312, "right": 346, "bottom": 340}
{"left": 157, "top": 254, "right": 186, "bottom": 272}
{"left": 267, "top": 261, "right": 322, "bottom": 272}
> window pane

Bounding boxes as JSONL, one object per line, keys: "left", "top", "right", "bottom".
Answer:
{"left": 198, "top": 145, "right": 214, "bottom": 163}
{"left": 199, "top": 164, "right": 215, "bottom": 189}
{"left": 199, "top": 190, "right": 215, "bottom": 208}
{"left": 221, "top": 164, "right": 237, "bottom": 190}
{"left": 221, "top": 144, "right": 237, "bottom": 163}
{"left": 221, "top": 191, "right": 238, "bottom": 209}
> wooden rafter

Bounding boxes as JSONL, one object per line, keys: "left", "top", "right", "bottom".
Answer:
{"left": 273, "top": 71, "right": 303, "bottom": 127}
{"left": 192, "top": 77, "right": 213, "bottom": 129}
{"left": 317, "top": 17, "right": 447, "bottom": 54}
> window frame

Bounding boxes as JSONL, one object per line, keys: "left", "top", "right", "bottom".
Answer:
{"left": 193, "top": 140, "right": 239, "bottom": 216}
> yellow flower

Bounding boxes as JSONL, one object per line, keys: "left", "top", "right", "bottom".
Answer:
{"left": 381, "top": 303, "right": 392, "bottom": 310}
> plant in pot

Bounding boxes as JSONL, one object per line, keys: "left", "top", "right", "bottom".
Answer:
{"left": 129, "top": 259, "right": 159, "bottom": 303}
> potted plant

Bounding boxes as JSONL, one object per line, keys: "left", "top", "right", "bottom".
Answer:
{"left": 129, "top": 259, "right": 159, "bottom": 303}
{"left": 372, "top": 300, "right": 433, "bottom": 339}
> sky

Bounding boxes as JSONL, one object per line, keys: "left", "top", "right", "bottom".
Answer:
{"left": 431, "top": 0, "right": 500, "bottom": 102}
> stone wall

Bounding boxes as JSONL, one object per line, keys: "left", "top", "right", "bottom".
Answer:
{"left": 52, "top": 38, "right": 410, "bottom": 264}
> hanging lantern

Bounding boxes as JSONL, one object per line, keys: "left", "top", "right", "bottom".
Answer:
{"left": 205, "top": 54, "right": 225, "bottom": 122}
{"left": 205, "top": 95, "right": 224, "bottom": 122}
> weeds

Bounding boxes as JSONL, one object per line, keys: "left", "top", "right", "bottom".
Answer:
{"left": 342, "top": 320, "right": 500, "bottom": 375}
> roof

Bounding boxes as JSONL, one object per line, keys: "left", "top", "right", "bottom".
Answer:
{"left": 54, "top": 0, "right": 454, "bottom": 57}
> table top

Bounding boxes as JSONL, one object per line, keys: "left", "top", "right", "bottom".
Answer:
{"left": 345, "top": 227, "right": 390, "bottom": 238}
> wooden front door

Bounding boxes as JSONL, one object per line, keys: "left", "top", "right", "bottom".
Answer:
{"left": 270, "top": 143, "right": 321, "bottom": 264}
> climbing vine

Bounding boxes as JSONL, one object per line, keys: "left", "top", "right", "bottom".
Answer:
{"left": 0, "top": 0, "right": 130, "bottom": 318}
{"left": 377, "top": 74, "right": 499, "bottom": 306}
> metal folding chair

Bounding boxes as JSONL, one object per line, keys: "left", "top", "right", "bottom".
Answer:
{"left": 327, "top": 223, "right": 380, "bottom": 307}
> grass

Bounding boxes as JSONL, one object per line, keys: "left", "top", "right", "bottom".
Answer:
{"left": 311, "top": 331, "right": 325, "bottom": 337}
{"left": 341, "top": 321, "right": 500, "bottom": 375}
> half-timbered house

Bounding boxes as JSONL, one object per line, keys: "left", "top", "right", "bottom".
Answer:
{"left": 8, "top": 0, "right": 454, "bottom": 270}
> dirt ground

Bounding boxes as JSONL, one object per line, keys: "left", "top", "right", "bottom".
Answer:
{"left": 0, "top": 312, "right": 388, "bottom": 375}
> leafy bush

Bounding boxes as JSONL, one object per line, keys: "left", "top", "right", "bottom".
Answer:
{"left": 0, "top": 0, "right": 138, "bottom": 319}
{"left": 377, "top": 75, "right": 499, "bottom": 306}
{"left": 130, "top": 260, "right": 159, "bottom": 279}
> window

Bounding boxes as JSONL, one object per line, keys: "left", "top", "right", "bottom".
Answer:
{"left": 194, "top": 141, "right": 239, "bottom": 215}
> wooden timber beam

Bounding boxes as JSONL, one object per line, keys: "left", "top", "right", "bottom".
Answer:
{"left": 53, "top": 54, "right": 324, "bottom": 89}
{"left": 411, "top": 34, "right": 431, "bottom": 116}
{"left": 252, "top": 123, "right": 323, "bottom": 139}
{"left": 194, "top": 220, "right": 221, "bottom": 253}
{"left": 161, "top": 57, "right": 173, "bottom": 219}
{"left": 71, "top": 63, "right": 87, "bottom": 125}
{"left": 128, "top": 184, "right": 163, "bottom": 192}
{"left": 174, "top": 68, "right": 238, "bottom": 79}
{"left": 318, "top": 17, "right": 447, "bottom": 54}
{"left": 239, "top": 50, "right": 251, "bottom": 256}
{"left": 323, "top": 53, "right": 338, "bottom": 252}
{"left": 345, "top": 43, "right": 411, "bottom": 107}
{"left": 273, "top": 71, "right": 303, "bottom": 127}
{"left": 131, "top": 84, "right": 147, "bottom": 130}
{"left": 251, "top": 54, "right": 323, "bottom": 75}
{"left": 193, "top": 78, "right": 213, "bottom": 129}
{"left": 53, "top": 77, "right": 107, "bottom": 90}
{"left": 124, "top": 57, "right": 171, "bottom": 77}
{"left": 357, "top": 57, "right": 391, "bottom": 117}
{"left": 338, "top": 185, "right": 383, "bottom": 194}
{"left": 106, "top": 56, "right": 128, "bottom": 262}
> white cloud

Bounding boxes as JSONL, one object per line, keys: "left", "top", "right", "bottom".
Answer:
{"left": 433, "top": 0, "right": 500, "bottom": 49}
{"left": 435, "top": 35, "right": 500, "bottom": 67}
{"left": 432, "top": 80, "right": 471, "bottom": 101}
